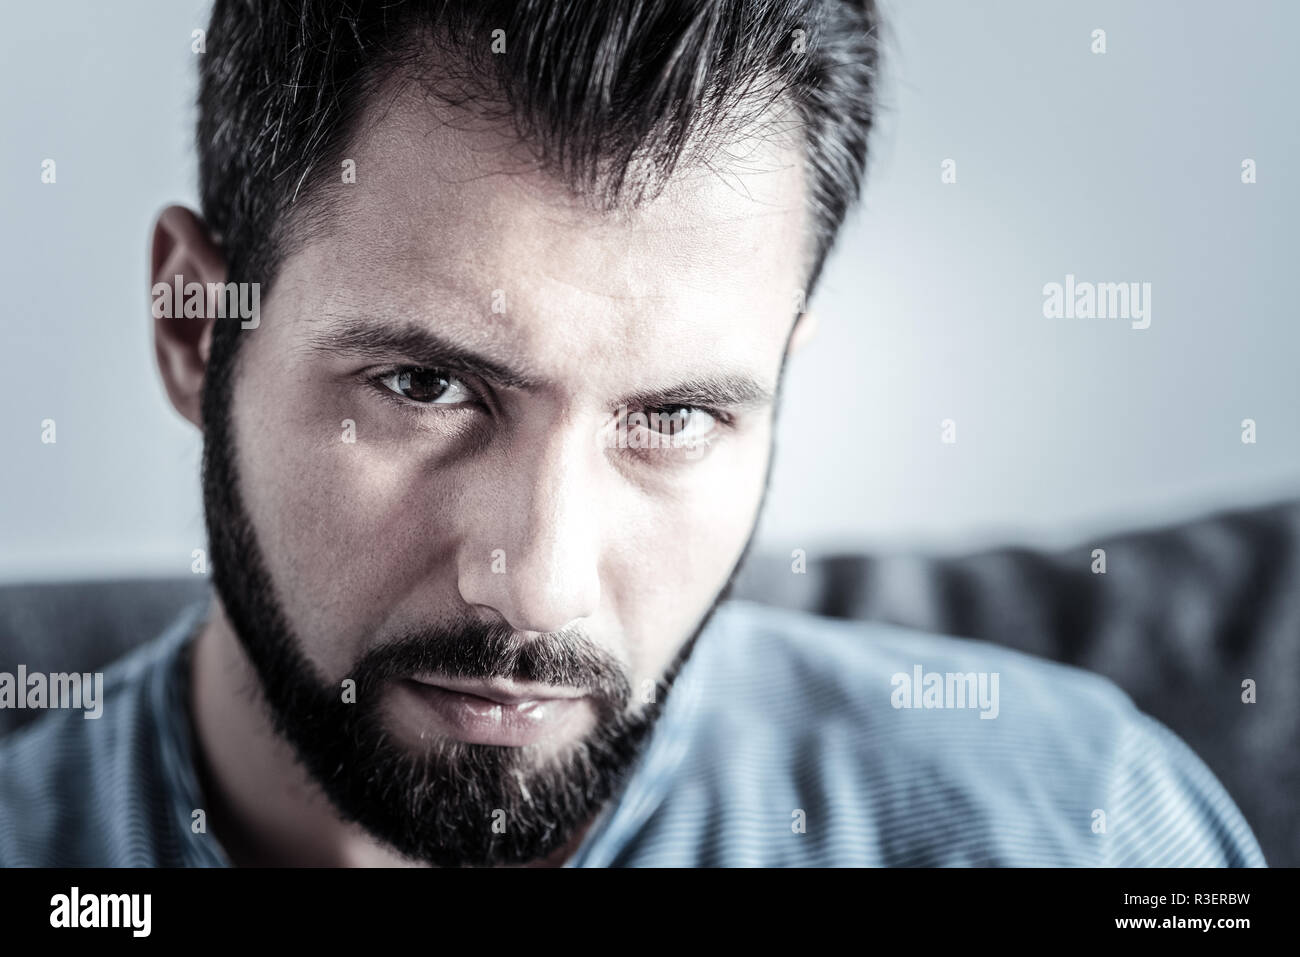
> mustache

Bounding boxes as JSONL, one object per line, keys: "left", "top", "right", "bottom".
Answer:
{"left": 351, "top": 616, "right": 632, "bottom": 715}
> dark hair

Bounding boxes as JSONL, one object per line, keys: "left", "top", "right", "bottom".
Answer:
{"left": 196, "top": 0, "right": 880, "bottom": 383}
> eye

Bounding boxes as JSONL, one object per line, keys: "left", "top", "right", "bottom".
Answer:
{"left": 617, "top": 407, "right": 721, "bottom": 452}
{"left": 378, "top": 368, "right": 473, "bottom": 405}
{"left": 647, "top": 406, "right": 718, "bottom": 442}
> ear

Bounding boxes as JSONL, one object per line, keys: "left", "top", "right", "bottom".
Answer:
{"left": 150, "top": 205, "right": 227, "bottom": 428}
{"left": 787, "top": 309, "right": 819, "bottom": 356}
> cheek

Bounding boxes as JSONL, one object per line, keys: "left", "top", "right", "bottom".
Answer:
{"left": 609, "top": 423, "right": 771, "bottom": 683}
{"left": 233, "top": 365, "right": 462, "bottom": 659}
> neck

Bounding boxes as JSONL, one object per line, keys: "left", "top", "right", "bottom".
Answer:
{"left": 186, "top": 601, "right": 591, "bottom": 867}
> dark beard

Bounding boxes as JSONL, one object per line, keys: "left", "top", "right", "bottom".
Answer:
{"left": 197, "top": 350, "right": 756, "bottom": 867}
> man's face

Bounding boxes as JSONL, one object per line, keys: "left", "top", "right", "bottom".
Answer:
{"left": 203, "top": 83, "right": 808, "bottom": 865}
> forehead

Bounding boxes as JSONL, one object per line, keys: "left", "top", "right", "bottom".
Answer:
{"left": 278, "top": 80, "right": 809, "bottom": 374}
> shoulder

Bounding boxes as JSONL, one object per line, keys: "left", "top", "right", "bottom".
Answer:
{"left": 690, "top": 598, "right": 1140, "bottom": 755}
{"left": 0, "top": 610, "right": 198, "bottom": 866}
{"left": 631, "top": 600, "right": 1265, "bottom": 867}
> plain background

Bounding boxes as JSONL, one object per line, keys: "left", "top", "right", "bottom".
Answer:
{"left": 1, "top": 0, "right": 1297, "bottom": 582}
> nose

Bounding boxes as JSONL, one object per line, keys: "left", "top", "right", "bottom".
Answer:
{"left": 456, "top": 418, "right": 602, "bottom": 634}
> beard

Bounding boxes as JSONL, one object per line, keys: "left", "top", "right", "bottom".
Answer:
{"left": 197, "top": 346, "right": 763, "bottom": 867}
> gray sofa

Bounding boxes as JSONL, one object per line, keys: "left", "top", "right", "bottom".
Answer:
{"left": 3, "top": 497, "right": 1296, "bottom": 866}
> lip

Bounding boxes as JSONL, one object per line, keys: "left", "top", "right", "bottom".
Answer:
{"left": 397, "top": 677, "right": 592, "bottom": 747}
{"left": 407, "top": 675, "right": 588, "bottom": 706}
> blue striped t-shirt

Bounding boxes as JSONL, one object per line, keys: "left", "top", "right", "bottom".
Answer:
{"left": 0, "top": 598, "right": 1267, "bottom": 866}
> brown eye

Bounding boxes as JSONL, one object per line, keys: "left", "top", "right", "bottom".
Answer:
{"left": 380, "top": 368, "right": 471, "bottom": 404}
{"left": 644, "top": 407, "right": 718, "bottom": 441}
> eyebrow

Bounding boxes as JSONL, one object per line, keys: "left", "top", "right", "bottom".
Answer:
{"left": 306, "top": 317, "right": 775, "bottom": 411}
{"left": 305, "top": 318, "right": 542, "bottom": 390}
{"left": 616, "top": 375, "right": 774, "bottom": 413}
